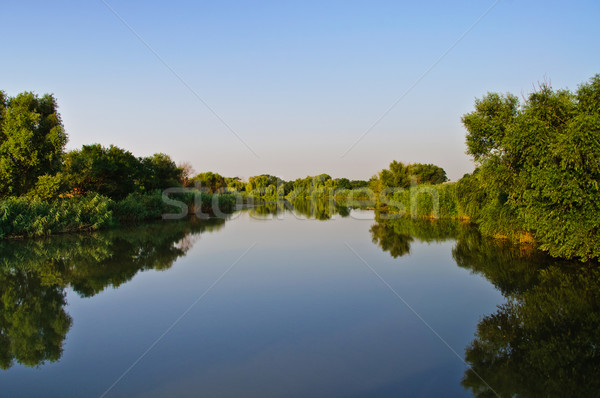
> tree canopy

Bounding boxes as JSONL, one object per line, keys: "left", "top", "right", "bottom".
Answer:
{"left": 460, "top": 74, "right": 600, "bottom": 260}
{"left": 0, "top": 92, "right": 67, "bottom": 197}
{"left": 370, "top": 161, "right": 448, "bottom": 193}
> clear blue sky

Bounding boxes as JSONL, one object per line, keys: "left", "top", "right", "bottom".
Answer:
{"left": 2, "top": 0, "right": 599, "bottom": 181}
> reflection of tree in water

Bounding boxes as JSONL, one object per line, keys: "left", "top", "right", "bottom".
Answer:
{"left": 0, "top": 267, "right": 71, "bottom": 369}
{"left": 462, "top": 265, "right": 600, "bottom": 397}
{"left": 369, "top": 214, "right": 600, "bottom": 397}
{"left": 370, "top": 213, "right": 465, "bottom": 258}
{"left": 0, "top": 217, "right": 225, "bottom": 369}
{"left": 248, "top": 199, "right": 351, "bottom": 220}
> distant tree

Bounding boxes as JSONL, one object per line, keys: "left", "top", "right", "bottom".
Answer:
{"left": 335, "top": 178, "right": 352, "bottom": 190}
{"left": 139, "top": 153, "right": 182, "bottom": 191}
{"left": 177, "top": 161, "right": 195, "bottom": 187}
{"left": 192, "top": 172, "right": 226, "bottom": 193}
{"left": 407, "top": 163, "right": 448, "bottom": 184}
{"left": 247, "top": 174, "right": 284, "bottom": 192}
{"left": 0, "top": 92, "right": 67, "bottom": 196}
{"left": 63, "top": 144, "right": 141, "bottom": 199}
{"left": 350, "top": 180, "right": 369, "bottom": 189}
{"left": 371, "top": 161, "right": 447, "bottom": 193}
{"left": 225, "top": 176, "right": 245, "bottom": 191}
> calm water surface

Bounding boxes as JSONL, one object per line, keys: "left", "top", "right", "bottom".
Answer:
{"left": 0, "top": 205, "right": 596, "bottom": 397}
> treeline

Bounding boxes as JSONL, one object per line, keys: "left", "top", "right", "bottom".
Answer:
{"left": 0, "top": 91, "right": 235, "bottom": 237}
{"left": 368, "top": 74, "right": 600, "bottom": 262}
{"left": 458, "top": 74, "right": 600, "bottom": 261}
{"left": 3, "top": 74, "right": 599, "bottom": 261}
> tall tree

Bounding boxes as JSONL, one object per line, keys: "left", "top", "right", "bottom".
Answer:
{"left": 63, "top": 144, "right": 141, "bottom": 199}
{"left": 0, "top": 92, "right": 67, "bottom": 196}
{"left": 460, "top": 74, "right": 600, "bottom": 260}
{"left": 139, "top": 153, "right": 182, "bottom": 191}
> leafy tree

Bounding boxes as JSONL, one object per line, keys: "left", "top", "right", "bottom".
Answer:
{"left": 371, "top": 161, "right": 448, "bottom": 194}
{"left": 192, "top": 171, "right": 226, "bottom": 193}
{"left": 0, "top": 92, "right": 67, "bottom": 196}
{"left": 139, "top": 153, "right": 182, "bottom": 191}
{"left": 335, "top": 178, "right": 352, "bottom": 190}
{"left": 350, "top": 179, "right": 369, "bottom": 189}
{"left": 224, "top": 176, "right": 245, "bottom": 191}
{"left": 460, "top": 74, "right": 600, "bottom": 260}
{"left": 407, "top": 163, "right": 448, "bottom": 185}
{"left": 247, "top": 174, "right": 285, "bottom": 199}
{"left": 63, "top": 144, "right": 142, "bottom": 199}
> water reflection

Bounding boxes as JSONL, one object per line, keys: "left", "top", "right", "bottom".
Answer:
{"left": 2, "top": 205, "right": 599, "bottom": 397}
{"left": 247, "top": 199, "right": 353, "bottom": 220}
{"left": 370, "top": 214, "right": 600, "bottom": 397}
{"left": 0, "top": 217, "right": 225, "bottom": 369}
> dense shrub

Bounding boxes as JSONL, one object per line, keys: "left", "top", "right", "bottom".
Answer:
{"left": 0, "top": 190, "right": 237, "bottom": 238}
{"left": 0, "top": 193, "right": 113, "bottom": 238}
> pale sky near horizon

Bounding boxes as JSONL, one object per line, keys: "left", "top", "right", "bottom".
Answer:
{"left": 2, "top": 0, "right": 599, "bottom": 182}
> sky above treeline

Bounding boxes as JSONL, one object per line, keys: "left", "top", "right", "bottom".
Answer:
{"left": 2, "top": 0, "right": 599, "bottom": 181}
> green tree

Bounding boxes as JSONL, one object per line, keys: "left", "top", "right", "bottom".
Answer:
{"left": 192, "top": 171, "right": 226, "bottom": 193}
{"left": 139, "top": 153, "right": 182, "bottom": 191}
{"left": 63, "top": 144, "right": 142, "bottom": 199}
{"left": 371, "top": 161, "right": 448, "bottom": 194}
{"left": 407, "top": 163, "right": 448, "bottom": 184}
{"left": 0, "top": 92, "right": 67, "bottom": 196}
{"left": 335, "top": 177, "right": 352, "bottom": 190}
{"left": 460, "top": 74, "right": 600, "bottom": 260}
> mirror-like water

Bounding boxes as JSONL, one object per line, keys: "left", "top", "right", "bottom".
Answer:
{"left": 1, "top": 205, "right": 597, "bottom": 397}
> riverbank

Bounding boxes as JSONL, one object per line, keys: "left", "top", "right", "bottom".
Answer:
{"left": 0, "top": 190, "right": 236, "bottom": 239}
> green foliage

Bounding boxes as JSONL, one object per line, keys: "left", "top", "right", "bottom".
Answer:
{"left": 462, "top": 92, "right": 519, "bottom": 162}
{"left": 0, "top": 190, "right": 236, "bottom": 238}
{"left": 245, "top": 174, "right": 286, "bottom": 200}
{"left": 0, "top": 92, "right": 67, "bottom": 196}
{"left": 407, "top": 163, "right": 449, "bottom": 185}
{"left": 138, "top": 153, "right": 182, "bottom": 191}
{"left": 224, "top": 176, "right": 245, "bottom": 191}
{"left": 63, "top": 144, "right": 141, "bottom": 200}
{"left": 286, "top": 174, "right": 337, "bottom": 201}
{"left": 460, "top": 74, "right": 600, "bottom": 260}
{"left": 382, "top": 182, "right": 460, "bottom": 219}
{"left": 0, "top": 194, "right": 113, "bottom": 238}
{"left": 371, "top": 160, "right": 448, "bottom": 193}
{"left": 26, "top": 173, "right": 67, "bottom": 200}
{"left": 191, "top": 171, "right": 226, "bottom": 193}
{"left": 110, "top": 190, "right": 166, "bottom": 223}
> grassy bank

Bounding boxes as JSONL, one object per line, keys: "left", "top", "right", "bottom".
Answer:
{"left": 0, "top": 190, "right": 236, "bottom": 239}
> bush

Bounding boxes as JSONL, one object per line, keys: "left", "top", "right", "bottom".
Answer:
{"left": 0, "top": 193, "right": 113, "bottom": 238}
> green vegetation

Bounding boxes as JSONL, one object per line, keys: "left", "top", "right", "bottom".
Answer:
{"left": 2, "top": 74, "right": 599, "bottom": 261}
{"left": 0, "top": 91, "right": 235, "bottom": 238}
{"left": 369, "top": 160, "right": 447, "bottom": 192}
{"left": 458, "top": 74, "right": 600, "bottom": 261}
{"left": 368, "top": 74, "right": 600, "bottom": 261}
